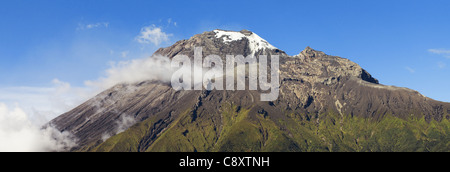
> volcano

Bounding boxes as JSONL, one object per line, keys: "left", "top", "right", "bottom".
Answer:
{"left": 49, "top": 29, "right": 450, "bottom": 152}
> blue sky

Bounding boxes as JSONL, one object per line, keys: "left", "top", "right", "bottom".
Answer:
{"left": 1, "top": 0, "right": 450, "bottom": 103}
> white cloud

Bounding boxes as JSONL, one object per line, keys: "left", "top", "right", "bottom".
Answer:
{"left": 121, "top": 51, "right": 129, "bottom": 58}
{"left": 0, "top": 78, "right": 99, "bottom": 151}
{"left": 405, "top": 66, "right": 415, "bottom": 73}
{"left": 77, "top": 22, "right": 109, "bottom": 30}
{"left": 428, "top": 48, "right": 450, "bottom": 59}
{"left": 135, "top": 25, "right": 172, "bottom": 46}
{"left": 100, "top": 113, "right": 138, "bottom": 142}
{"left": 437, "top": 62, "right": 446, "bottom": 69}
{"left": 85, "top": 55, "right": 174, "bottom": 90}
{"left": 0, "top": 103, "right": 77, "bottom": 152}
{"left": 167, "top": 18, "right": 177, "bottom": 27}
{"left": 84, "top": 52, "right": 208, "bottom": 91}
{"left": 428, "top": 49, "right": 450, "bottom": 54}
{"left": 0, "top": 79, "right": 97, "bottom": 126}
{"left": 115, "top": 115, "right": 137, "bottom": 134}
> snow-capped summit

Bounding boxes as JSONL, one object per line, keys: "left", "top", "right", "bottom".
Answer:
{"left": 213, "top": 29, "right": 277, "bottom": 56}
{"left": 153, "top": 29, "right": 288, "bottom": 59}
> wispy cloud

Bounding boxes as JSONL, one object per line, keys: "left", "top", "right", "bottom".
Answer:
{"left": 77, "top": 22, "right": 109, "bottom": 30}
{"left": 135, "top": 25, "right": 172, "bottom": 46}
{"left": 167, "top": 18, "right": 177, "bottom": 27}
{"left": 428, "top": 48, "right": 450, "bottom": 59}
{"left": 437, "top": 62, "right": 446, "bottom": 69}
{"left": 120, "top": 51, "right": 129, "bottom": 58}
{"left": 0, "top": 79, "right": 97, "bottom": 125}
{"left": 405, "top": 66, "right": 415, "bottom": 73}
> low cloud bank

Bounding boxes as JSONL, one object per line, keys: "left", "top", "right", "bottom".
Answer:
{"left": 0, "top": 103, "right": 76, "bottom": 152}
{"left": 85, "top": 55, "right": 174, "bottom": 90}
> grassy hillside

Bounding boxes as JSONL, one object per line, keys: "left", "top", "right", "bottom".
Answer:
{"left": 89, "top": 102, "right": 450, "bottom": 152}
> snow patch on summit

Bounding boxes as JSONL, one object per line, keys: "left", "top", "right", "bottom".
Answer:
{"left": 213, "top": 29, "right": 277, "bottom": 56}
{"left": 214, "top": 30, "right": 246, "bottom": 43}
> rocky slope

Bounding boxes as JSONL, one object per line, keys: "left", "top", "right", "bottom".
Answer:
{"left": 49, "top": 29, "right": 450, "bottom": 152}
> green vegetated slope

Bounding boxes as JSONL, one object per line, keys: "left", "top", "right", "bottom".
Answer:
{"left": 91, "top": 102, "right": 450, "bottom": 152}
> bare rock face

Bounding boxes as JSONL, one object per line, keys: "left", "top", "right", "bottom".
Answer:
{"left": 49, "top": 29, "right": 450, "bottom": 151}
{"left": 50, "top": 81, "right": 198, "bottom": 147}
